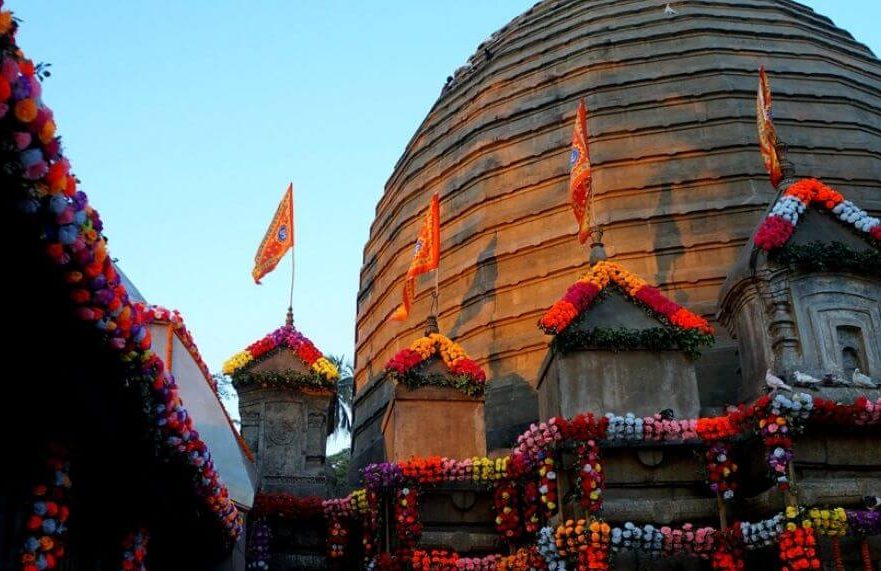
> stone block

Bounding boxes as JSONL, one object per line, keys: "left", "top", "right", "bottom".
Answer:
{"left": 538, "top": 348, "right": 701, "bottom": 420}
{"left": 382, "top": 383, "right": 486, "bottom": 461}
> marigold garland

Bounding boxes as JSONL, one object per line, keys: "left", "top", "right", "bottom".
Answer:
{"left": 539, "top": 260, "right": 714, "bottom": 337}
{"left": 755, "top": 178, "right": 881, "bottom": 251}
{"left": 385, "top": 333, "right": 487, "bottom": 397}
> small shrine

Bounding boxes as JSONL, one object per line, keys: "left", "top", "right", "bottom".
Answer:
{"left": 223, "top": 312, "right": 340, "bottom": 570}
{"left": 381, "top": 318, "right": 488, "bottom": 461}
{"left": 536, "top": 238, "right": 713, "bottom": 421}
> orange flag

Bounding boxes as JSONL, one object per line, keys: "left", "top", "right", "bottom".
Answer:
{"left": 569, "top": 99, "right": 592, "bottom": 244}
{"left": 252, "top": 183, "right": 294, "bottom": 284}
{"left": 390, "top": 193, "right": 440, "bottom": 322}
{"left": 757, "top": 67, "right": 783, "bottom": 188}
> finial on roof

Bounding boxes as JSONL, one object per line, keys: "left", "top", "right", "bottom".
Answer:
{"left": 588, "top": 226, "right": 608, "bottom": 265}
{"left": 286, "top": 305, "right": 294, "bottom": 327}
{"left": 776, "top": 140, "right": 797, "bottom": 188}
{"left": 424, "top": 314, "right": 439, "bottom": 336}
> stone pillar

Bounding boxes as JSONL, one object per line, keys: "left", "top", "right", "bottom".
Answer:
{"left": 236, "top": 349, "right": 333, "bottom": 497}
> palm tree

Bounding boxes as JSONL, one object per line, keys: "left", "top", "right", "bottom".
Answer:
{"left": 327, "top": 355, "right": 354, "bottom": 436}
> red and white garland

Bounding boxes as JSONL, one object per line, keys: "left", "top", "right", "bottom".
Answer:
{"left": 755, "top": 178, "right": 881, "bottom": 251}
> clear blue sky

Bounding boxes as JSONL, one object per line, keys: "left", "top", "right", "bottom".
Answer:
{"left": 12, "top": 1, "right": 881, "bottom": 380}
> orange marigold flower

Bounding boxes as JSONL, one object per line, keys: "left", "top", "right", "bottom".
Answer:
{"left": 14, "top": 98, "right": 38, "bottom": 123}
{"left": 0, "top": 11, "right": 13, "bottom": 36}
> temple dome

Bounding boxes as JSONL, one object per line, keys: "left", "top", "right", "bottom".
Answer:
{"left": 355, "top": 0, "right": 881, "bottom": 447}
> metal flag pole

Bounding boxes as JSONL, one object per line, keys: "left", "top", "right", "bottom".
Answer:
{"left": 286, "top": 183, "right": 295, "bottom": 327}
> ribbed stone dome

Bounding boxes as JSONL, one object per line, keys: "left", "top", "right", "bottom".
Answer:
{"left": 355, "top": 0, "right": 881, "bottom": 448}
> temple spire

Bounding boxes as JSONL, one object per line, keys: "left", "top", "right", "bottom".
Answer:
{"left": 588, "top": 225, "right": 608, "bottom": 265}
{"left": 424, "top": 314, "right": 439, "bottom": 336}
{"left": 775, "top": 140, "right": 797, "bottom": 188}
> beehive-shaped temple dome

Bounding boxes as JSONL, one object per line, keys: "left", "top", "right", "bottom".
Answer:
{"left": 355, "top": 0, "right": 881, "bottom": 448}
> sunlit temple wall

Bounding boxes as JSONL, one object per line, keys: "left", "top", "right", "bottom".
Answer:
{"left": 355, "top": 0, "right": 881, "bottom": 452}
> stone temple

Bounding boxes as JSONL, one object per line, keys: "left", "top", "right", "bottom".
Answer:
{"left": 352, "top": 0, "right": 881, "bottom": 460}
{"left": 4, "top": 1, "right": 881, "bottom": 570}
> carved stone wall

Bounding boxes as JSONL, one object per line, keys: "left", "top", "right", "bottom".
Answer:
{"left": 238, "top": 386, "right": 332, "bottom": 496}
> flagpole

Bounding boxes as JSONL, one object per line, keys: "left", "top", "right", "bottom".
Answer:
{"left": 287, "top": 183, "right": 295, "bottom": 327}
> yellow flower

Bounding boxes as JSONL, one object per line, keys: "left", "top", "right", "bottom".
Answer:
{"left": 311, "top": 357, "right": 340, "bottom": 381}
{"left": 785, "top": 505, "right": 799, "bottom": 519}
{"left": 222, "top": 351, "right": 253, "bottom": 375}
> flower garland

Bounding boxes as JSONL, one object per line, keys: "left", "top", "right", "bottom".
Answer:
{"left": 327, "top": 516, "right": 350, "bottom": 560}
{"left": 20, "top": 451, "right": 71, "bottom": 571}
{"left": 0, "top": 7, "right": 241, "bottom": 540}
{"left": 222, "top": 325, "right": 338, "bottom": 384}
{"left": 385, "top": 333, "right": 487, "bottom": 397}
{"left": 412, "top": 549, "right": 458, "bottom": 571}
{"left": 741, "top": 513, "right": 786, "bottom": 549}
{"left": 361, "top": 488, "right": 381, "bottom": 565}
{"left": 710, "top": 529, "right": 744, "bottom": 571}
{"left": 564, "top": 412, "right": 607, "bottom": 514}
{"left": 521, "top": 479, "right": 543, "bottom": 535}
{"left": 120, "top": 528, "right": 150, "bottom": 571}
{"left": 580, "top": 520, "right": 611, "bottom": 571}
{"left": 245, "top": 519, "right": 271, "bottom": 570}
{"left": 137, "top": 303, "right": 212, "bottom": 388}
{"left": 539, "top": 261, "right": 714, "bottom": 337}
{"left": 252, "top": 493, "right": 324, "bottom": 519}
{"left": 493, "top": 479, "right": 523, "bottom": 540}
{"left": 705, "top": 441, "right": 738, "bottom": 501}
{"left": 661, "top": 524, "right": 715, "bottom": 558}
{"left": 777, "top": 524, "right": 821, "bottom": 571}
{"left": 496, "top": 546, "right": 548, "bottom": 571}
{"left": 537, "top": 526, "right": 567, "bottom": 570}
{"left": 395, "top": 487, "right": 422, "bottom": 549}
{"left": 755, "top": 178, "right": 881, "bottom": 251}
{"left": 538, "top": 457, "right": 559, "bottom": 517}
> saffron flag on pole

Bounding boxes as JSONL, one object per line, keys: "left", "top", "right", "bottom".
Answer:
{"left": 252, "top": 183, "right": 294, "bottom": 284}
{"left": 757, "top": 67, "right": 784, "bottom": 188}
{"left": 390, "top": 193, "right": 440, "bottom": 322}
{"left": 569, "top": 98, "right": 592, "bottom": 245}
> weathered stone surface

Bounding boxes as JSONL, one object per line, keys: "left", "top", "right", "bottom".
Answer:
{"left": 539, "top": 348, "right": 701, "bottom": 420}
{"left": 355, "top": 0, "right": 881, "bottom": 452}
{"left": 383, "top": 384, "right": 486, "bottom": 461}
{"left": 237, "top": 347, "right": 334, "bottom": 497}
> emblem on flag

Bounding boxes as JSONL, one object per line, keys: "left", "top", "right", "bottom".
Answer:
{"left": 252, "top": 183, "right": 294, "bottom": 284}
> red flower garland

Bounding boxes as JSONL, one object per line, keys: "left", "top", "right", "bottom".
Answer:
{"left": 395, "top": 487, "right": 422, "bottom": 549}
{"left": 521, "top": 479, "right": 542, "bottom": 534}
{"left": 326, "top": 517, "right": 349, "bottom": 560}
{"left": 493, "top": 479, "right": 523, "bottom": 540}
{"left": 411, "top": 549, "right": 458, "bottom": 571}
{"left": 565, "top": 412, "right": 608, "bottom": 514}
{"left": 711, "top": 528, "right": 744, "bottom": 571}
{"left": 705, "top": 441, "right": 738, "bottom": 500}
{"left": 251, "top": 493, "right": 324, "bottom": 519}
{"left": 120, "top": 528, "right": 149, "bottom": 571}
{"left": 778, "top": 526, "right": 821, "bottom": 571}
